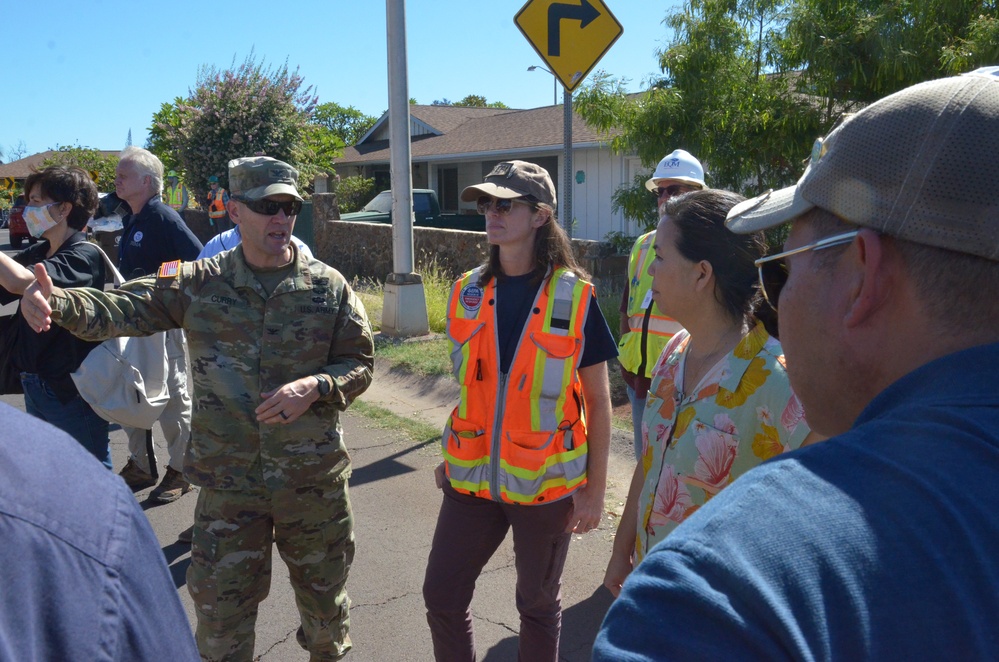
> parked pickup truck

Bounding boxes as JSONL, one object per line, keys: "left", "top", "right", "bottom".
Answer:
{"left": 339, "top": 189, "right": 485, "bottom": 232}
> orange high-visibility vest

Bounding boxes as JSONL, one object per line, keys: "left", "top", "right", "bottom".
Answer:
{"left": 443, "top": 266, "right": 592, "bottom": 504}
{"left": 207, "top": 188, "right": 226, "bottom": 218}
{"left": 618, "top": 231, "right": 683, "bottom": 378}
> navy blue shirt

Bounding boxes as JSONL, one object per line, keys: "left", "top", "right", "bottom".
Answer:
{"left": 119, "top": 197, "right": 202, "bottom": 278}
{"left": 494, "top": 271, "right": 617, "bottom": 373}
{"left": 0, "top": 403, "right": 199, "bottom": 661}
{"left": 594, "top": 342, "right": 999, "bottom": 661}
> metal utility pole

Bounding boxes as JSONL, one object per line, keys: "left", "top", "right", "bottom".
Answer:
{"left": 562, "top": 89, "right": 572, "bottom": 238}
{"left": 382, "top": 0, "right": 429, "bottom": 336}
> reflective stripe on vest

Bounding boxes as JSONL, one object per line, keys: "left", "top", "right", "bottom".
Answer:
{"left": 165, "top": 185, "right": 184, "bottom": 210}
{"left": 619, "top": 231, "right": 683, "bottom": 377}
{"left": 208, "top": 189, "right": 226, "bottom": 218}
{"left": 443, "top": 266, "right": 591, "bottom": 504}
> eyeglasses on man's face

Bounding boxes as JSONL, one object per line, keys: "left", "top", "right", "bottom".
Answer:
{"left": 754, "top": 230, "right": 860, "bottom": 310}
{"left": 476, "top": 196, "right": 535, "bottom": 216}
{"left": 236, "top": 197, "right": 302, "bottom": 217}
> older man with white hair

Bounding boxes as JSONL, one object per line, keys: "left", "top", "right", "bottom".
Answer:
{"left": 114, "top": 146, "right": 203, "bottom": 503}
{"left": 594, "top": 68, "right": 999, "bottom": 660}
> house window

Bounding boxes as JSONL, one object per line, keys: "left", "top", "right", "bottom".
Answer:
{"left": 438, "top": 167, "right": 458, "bottom": 213}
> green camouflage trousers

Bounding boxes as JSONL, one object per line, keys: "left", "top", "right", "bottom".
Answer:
{"left": 188, "top": 480, "right": 355, "bottom": 661}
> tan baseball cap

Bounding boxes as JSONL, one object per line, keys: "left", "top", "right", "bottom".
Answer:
{"left": 228, "top": 156, "right": 303, "bottom": 202}
{"left": 726, "top": 67, "right": 999, "bottom": 261}
{"left": 460, "top": 160, "right": 557, "bottom": 208}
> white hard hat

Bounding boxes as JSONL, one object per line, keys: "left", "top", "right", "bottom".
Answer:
{"left": 645, "top": 149, "right": 706, "bottom": 191}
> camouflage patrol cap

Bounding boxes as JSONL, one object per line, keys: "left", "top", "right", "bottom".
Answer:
{"left": 459, "top": 160, "right": 557, "bottom": 208}
{"left": 228, "top": 156, "right": 303, "bottom": 202}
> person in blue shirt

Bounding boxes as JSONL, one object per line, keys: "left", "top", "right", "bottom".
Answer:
{"left": 594, "top": 69, "right": 999, "bottom": 661}
{"left": 198, "top": 224, "right": 313, "bottom": 260}
{"left": 0, "top": 401, "right": 198, "bottom": 660}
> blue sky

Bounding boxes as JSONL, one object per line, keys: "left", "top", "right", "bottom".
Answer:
{"left": 4, "top": 0, "right": 681, "bottom": 158}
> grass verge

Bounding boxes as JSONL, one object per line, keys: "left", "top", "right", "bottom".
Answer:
{"left": 354, "top": 265, "right": 632, "bottom": 429}
{"left": 374, "top": 335, "right": 451, "bottom": 377}
{"left": 350, "top": 400, "right": 441, "bottom": 444}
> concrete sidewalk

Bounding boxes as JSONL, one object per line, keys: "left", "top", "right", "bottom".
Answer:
{"left": 1, "top": 359, "right": 636, "bottom": 661}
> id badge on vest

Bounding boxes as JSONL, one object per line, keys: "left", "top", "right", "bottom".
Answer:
{"left": 641, "top": 289, "right": 653, "bottom": 309}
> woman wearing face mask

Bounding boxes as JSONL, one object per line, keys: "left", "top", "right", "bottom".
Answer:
{"left": 0, "top": 166, "right": 110, "bottom": 468}
{"left": 602, "top": 189, "right": 820, "bottom": 598}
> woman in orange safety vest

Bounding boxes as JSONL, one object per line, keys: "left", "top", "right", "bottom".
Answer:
{"left": 423, "top": 160, "right": 617, "bottom": 662}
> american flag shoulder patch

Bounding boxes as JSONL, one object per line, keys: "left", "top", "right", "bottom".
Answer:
{"left": 158, "top": 260, "right": 181, "bottom": 278}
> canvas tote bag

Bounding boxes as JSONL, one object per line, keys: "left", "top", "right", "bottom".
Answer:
{"left": 71, "top": 245, "right": 170, "bottom": 429}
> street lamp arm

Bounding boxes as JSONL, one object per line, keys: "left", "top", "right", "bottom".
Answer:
{"left": 527, "top": 65, "right": 559, "bottom": 106}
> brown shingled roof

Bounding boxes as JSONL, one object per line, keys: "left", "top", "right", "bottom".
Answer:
{"left": 407, "top": 105, "right": 515, "bottom": 134}
{"left": 338, "top": 104, "right": 613, "bottom": 166}
{"left": 0, "top": 150, "right": 120, "bottom": 179}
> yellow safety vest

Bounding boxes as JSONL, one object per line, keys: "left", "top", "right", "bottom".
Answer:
{"left": 164, "top": 184, "right": 185, "bottom": 210}
{"left": 618, "top": 231, "right": 684, "bottom": 378}
{"left": 443, "top": 266, "right": 591, "bottom": 504}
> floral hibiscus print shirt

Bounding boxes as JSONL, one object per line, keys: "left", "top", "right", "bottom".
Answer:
{"left": 635, "top": 321, "right": 810, "bottom": 560}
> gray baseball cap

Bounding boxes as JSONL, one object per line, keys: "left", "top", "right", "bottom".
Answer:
{"left": 460, "top": 160, "right": 557, "bottom": 208}
{"left": 726, "top": 67, "right": 999, "bottom": 261}
{"left": 228, "top": 156, "right": 303, "bottom": 202}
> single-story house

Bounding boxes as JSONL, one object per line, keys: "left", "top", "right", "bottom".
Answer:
{"left": 333, "top": 103, "right": 646, "bottom": 241}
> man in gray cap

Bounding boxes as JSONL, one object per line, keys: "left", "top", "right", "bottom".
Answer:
{"left": 593, "top": 68, "right": 999, "bottom": 660}
{"left": 22, "top": 155, "right": 374, "bottom": 661}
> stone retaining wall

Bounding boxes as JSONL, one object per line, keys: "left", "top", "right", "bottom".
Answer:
{"left": 310, "top": 193, "right": 627, "bottom": 293}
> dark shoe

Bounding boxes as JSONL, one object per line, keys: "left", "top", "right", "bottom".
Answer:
{"left": 177, "top": 525, "right": 194, "bottom": 544}
{"left": 149, "top": 467, "right": 193, "bottom": 503}
{"left": 119, "top": 458, "right": 156, "bottom": 492}
{"left": 296, "top": 625, "right": 308, "bottom": 650}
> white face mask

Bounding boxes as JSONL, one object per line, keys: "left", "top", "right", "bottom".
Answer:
{"left": 23, "top": 203, "right": 62, "bottom": 238}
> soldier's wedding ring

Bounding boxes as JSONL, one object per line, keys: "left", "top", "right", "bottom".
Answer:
{"left": 280, "top": 411, "right": 289, "bottom": 420}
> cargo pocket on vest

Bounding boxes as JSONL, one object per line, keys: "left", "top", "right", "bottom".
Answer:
{"left": 528, "top": 331, "right": 580, "bottom": 400}
{"left": 447, "top": 318, "right": 486, "bottom": 385}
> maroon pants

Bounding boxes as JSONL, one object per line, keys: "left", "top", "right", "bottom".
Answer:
{"left": 423, "top": 483, "right": 573, "bottom": 662}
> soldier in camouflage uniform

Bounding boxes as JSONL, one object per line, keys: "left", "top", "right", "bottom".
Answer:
{"left": 21, "top": 156, "right": 374, "bottom": 661}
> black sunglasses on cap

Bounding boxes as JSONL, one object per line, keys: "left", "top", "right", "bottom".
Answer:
{"left": 235, "top": 197, "right": 302, "bottom": 217}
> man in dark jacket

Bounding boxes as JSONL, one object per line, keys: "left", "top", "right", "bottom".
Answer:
{"left": 114, "top": 146, "right": 203, "bottom": 503}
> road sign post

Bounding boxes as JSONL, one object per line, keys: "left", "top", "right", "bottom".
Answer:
{"left": 515, "top": 0, "right": 622, "bottom": 236}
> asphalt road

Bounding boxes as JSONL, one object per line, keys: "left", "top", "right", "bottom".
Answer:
{"left": 0, "top": 235, "right": 632, "bottom": 662}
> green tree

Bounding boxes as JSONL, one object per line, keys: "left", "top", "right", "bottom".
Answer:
{"left": 40, "top": 146, "right": 119, "bottom": 192}
{"left": 334, "top": 175, "right": 376, "bottom": 213}
{"left": 575, "top": 0, "right": 997, "bottom": 233}
{"left": 576, "top": 0, "right": 819, "bottom": 231}
{"left": 145, "top": 97, "right": 186, "bottom": 172}
{"left": 431, "top": 95, "right": 509, "bottom": 108}
{"left": 160, "top": 52, "right": 318, "bottom": 201}
{"left": 781, "top": 0, "right": 999, "bottom": 114}
{"left": 313, "top": 102, "right": 377, "bottom": 147}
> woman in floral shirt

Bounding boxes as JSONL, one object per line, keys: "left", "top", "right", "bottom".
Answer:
{"left": 604, "top": 189, "right": 817, "bottom": 596}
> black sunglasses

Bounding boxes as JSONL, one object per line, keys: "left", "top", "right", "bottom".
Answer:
{"left": 655, "top": 184, "right": 691, "bottom": 199}
{"left": 236, "top": 197, "right": 302, "bottom": 217}
{"left": 476, "top": 196, "right": 535, "bottom": 216}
